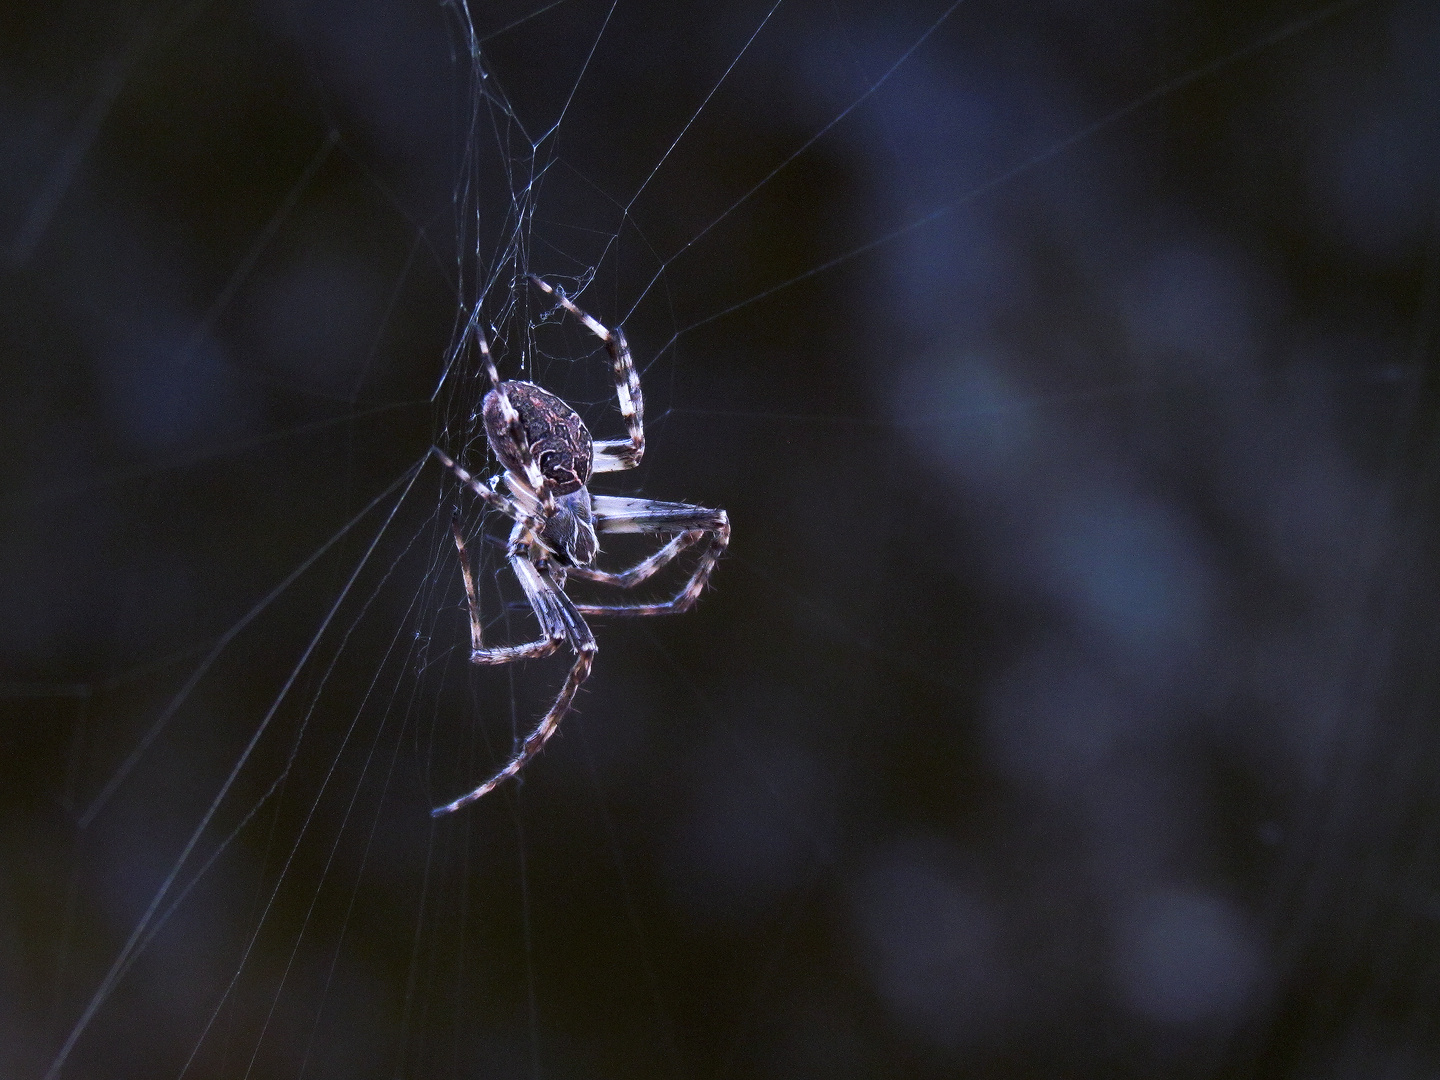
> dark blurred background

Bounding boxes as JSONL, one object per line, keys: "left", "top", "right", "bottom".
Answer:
{"left": 4, "top": 0, "right": 1440, "bottom": 1077}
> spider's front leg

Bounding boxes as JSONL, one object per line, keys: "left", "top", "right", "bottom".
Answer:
{"left": 432, "top": 446, "right": 528, "bottom": 524}
{"left": 474, "top": 322, "right": 553, "bottom": 509}
{"left": 432, "top": 525, "right": 598, "bottom": 816}
{"left": 569, "top": 496, "right": 730, "bottom": 617}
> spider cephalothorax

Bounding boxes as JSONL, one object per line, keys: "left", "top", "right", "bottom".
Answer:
{"left": 430, "top": 276, "right": 729, "bottom": 815}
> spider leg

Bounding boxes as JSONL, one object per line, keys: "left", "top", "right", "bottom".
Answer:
{"left": 476, "top": 322, "right": 553, "bottom": 509}
{"left": 528, "top": 275, "right": 644, "bottom": 473}
{"left": 566, "top": 530, "right": 704, "bottom": 588}
{"left": 450, "top": 517, "right": 557, "bottom": 662}
{"left": 432, "top": 445, "right": 554, "bottom": 547}
{"left": 432, "top": 532, "right": 598, "bottom": 816}
{"left": 432, "top": 446, "right": 520, "bottom": 519}
{"left": 589, "top": 496, "right": 727, "bottom": 534}
{"left": 571, "top": 496, "right": 730, "bottom": 617}
{"left": 450, "top": 514, "right": 486, "bottom": 653}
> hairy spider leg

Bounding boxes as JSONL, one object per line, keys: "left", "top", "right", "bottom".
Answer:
{"left": 528, "top": 275, "right": 645, "bottom": 473}
{"left": 565, "top": 530, "right": 705, "bottom": 588}
{"left": 430, "top": 446, "right": 544, "bottom": 534}
{"left": 432, "top": 520, "right": 598, "bottom": 816}
{"left": 450, "top": 513, "right": 486, "bottom": 653}
{"left": 569, "top": 496, "right": 730, "bottom": 617}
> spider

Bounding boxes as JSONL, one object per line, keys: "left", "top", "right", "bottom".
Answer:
{"left": 430, "top": 276, "right": 730, "bottom": 815}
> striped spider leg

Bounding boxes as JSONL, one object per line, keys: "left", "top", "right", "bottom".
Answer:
{"left": 429, "top": 283, "right": 727, "bottom": 815}
{"left": 568, "top": 496, "right": 730, "bottom": 617}
{"left": 436, "top": 513, "right": 597, "bottom": 816}
{"left": 527, "top": 274, "right": 644, "bottom": 473}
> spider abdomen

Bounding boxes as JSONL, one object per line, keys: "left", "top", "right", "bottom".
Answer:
{"left": 483, "top": 380, "right": 593, "bottom": 495}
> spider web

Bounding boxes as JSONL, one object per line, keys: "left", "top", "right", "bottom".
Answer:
{"left": 3, "top": 0, "right": 1440, "bottom": 1077}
